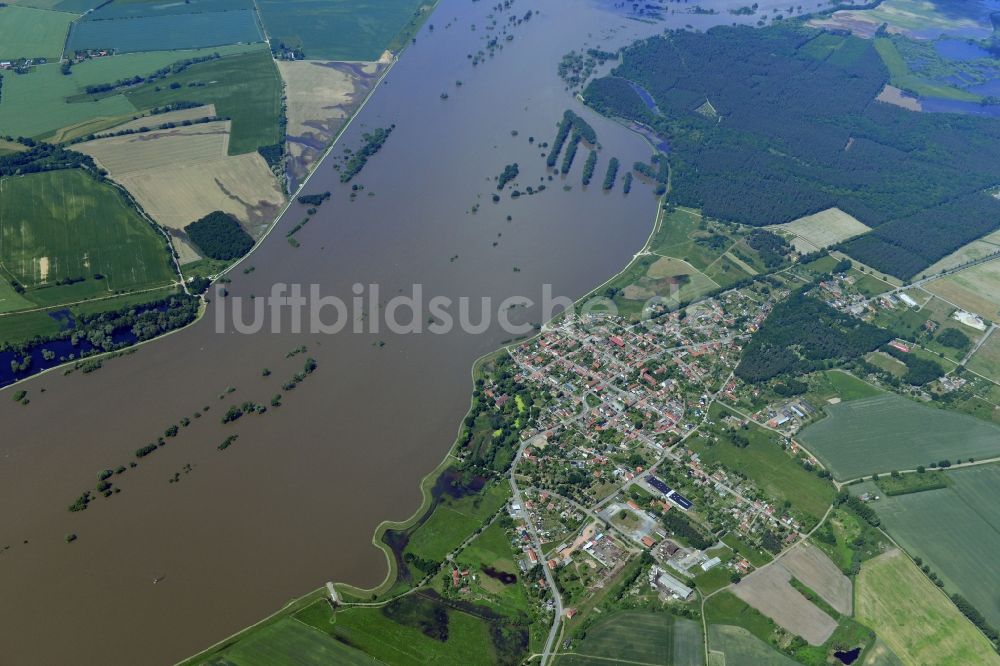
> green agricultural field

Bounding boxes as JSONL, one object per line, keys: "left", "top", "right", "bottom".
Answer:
{"left": 810, "top": 369, "right": 885, "bottom": 403}
{"left": 704, "top": 591, "right": 778, "bottom": 644}
{"left": 860, "top": 464, "right": 1000, "bottom": 628}
{"left": 558, "top": 611, "right": 704, "bottom": 666}
{"left": 866, "top": 351, "right": 908, "bottom": 377}
{"left": 0, "top": 309, "right": 63, "bottom": 344}
{"left": 692, "top": 404, "right": 835, "bottom": 525}
{"left": 257, "top": 0, "right": 428, "bottom": 61}
{"left": 969, "top": 330, "right": 1000, "bottom": 383}
{"left": 708, "top": 625, "right": 798, "bottom": 666}
{"left": 8, "top": 0, "right": 105, "bottom": 10}
{"left": 857, "top": 549, "right": 1000, "bottom": 666}
{"left": 650, "top": 207, "right": 749, "bottom": 278}
{"left": 404, "top": 483, "right": 510, "bottom": 565}
{"left": 198, "top": 616, "right": 377, "bottom": 666}
{"left": 862, "top": 639, "right": 905, "bottom": 666}
{"left": 80, "top": 0, "right": 253, "bottom": 20}
{"left": 322, "top": 596, "right": 509, "bottom": 666}
{"left": 694, "top": 561, "right": 735, "bottom": 596}
{"left": 798, "top": 394, "right": 1000, "bottom": 480}
{"left": 0, "top": 279, "right": 35, "bottom": 314}
{"left": 0, "top": 45, "right": 260, "bottom": 140}
{"left": 0, "top": 5, "right": 73, "bottom": 60}
{"left": 850, "top": 269, "right": 893, "bottom": 298}
{"left": 0, "top": 171, "right": 176, "bottom": 299}
{"left": 67, "top": 10, "right": 264, "bottom": 53}
{"left": 123, "top": 50, "right": 282, "bottom": 154}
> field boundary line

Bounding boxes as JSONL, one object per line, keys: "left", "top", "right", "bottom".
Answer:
{"left": 0, "top": 282, "right": 179, "bottom": 319}
{"left": 551, "top": 652, "right": 662, "bottom": 666}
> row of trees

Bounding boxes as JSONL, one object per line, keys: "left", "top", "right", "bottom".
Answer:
{"left": 83, "top": 53, "right": 222, "bottom": 96}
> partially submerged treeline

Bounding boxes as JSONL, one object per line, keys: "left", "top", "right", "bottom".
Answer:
{"left": 546, "top": 110, "right": 596, "bottom": 169}
{"left": 285, "top": 191, "right": 332, "bottom": 247}
{"left": 543, "top": 109, "right": 628, "bottom": 191}
{"left": 497, "top": 163, "right": 519, "bottom": 190}
{"left": 338, "top": 125, "right": 394, "bottom": 183}
{"left": 602, "top": 157, "right": 619, "bottom": 190}
{"left": 581, "top": 150, "right": 597, "bottom": 185}
{"left": 581, "top": 24, "right": 1000, "bottom": 279}
{"left": 67, "top": 352, "right": 318, "bottom": 513}
{"left": 1, "top": 293, "right": 200, "bottom": 388}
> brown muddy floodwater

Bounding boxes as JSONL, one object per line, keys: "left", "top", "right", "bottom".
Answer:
{"left": 0, "top": 0, "right": 826, "bottom": 663}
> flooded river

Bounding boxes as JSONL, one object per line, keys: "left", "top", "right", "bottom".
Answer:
{"left": 0, "top": 0, "right": 823, "bottom": 663}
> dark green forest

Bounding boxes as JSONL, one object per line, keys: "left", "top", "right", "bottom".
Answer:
{"left": 184, "top": 211, "right": 254, "bottom": 261}
{"left": 735, "top": 290, "right": 891, "bottom": 382}
{"left": 582, "top": 24, "right": 1000, "bottom": 279}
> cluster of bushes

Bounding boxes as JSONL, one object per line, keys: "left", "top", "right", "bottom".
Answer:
{"left": 257, "top": 143, "right": 283, "bottom": 170}
{"left": 497, "top": 163, "right": 519, "bottom": 190}
{"left": 746, "top": 229, "right": 791, "bottom": 269}
{"left": 297, "top": 191, "right": 330, "bottom": 207}
{"left": 881, "top": 344, "right": 943, "bottom": 386}
{"left": 662, "top": 509, "right": 713, "bottom": 550}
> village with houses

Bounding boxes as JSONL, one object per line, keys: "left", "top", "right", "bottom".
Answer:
{"left": 454, "top": 279, "right": 835, "bottom": 626}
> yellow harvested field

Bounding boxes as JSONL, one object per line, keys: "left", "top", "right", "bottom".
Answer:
{"left": 924, "top": 260, "right": 1000, "bottom": 319}
{"left": 776, "top": 208, "right": 870, "bottom": 252}
{"left": 876, "top": 85, "right": 921, "bottom": 112}
{"left": 278, "top": 59, "right": 383, "bottom": 182}
{"left": 857, "top": 550, "right": 1000, "bottom": 666}
{"left": 77, "top": 121, "right": 283, "bottom": 234}
{"left": 77, "top": 122, "right": 231, "bottom": 173}
{"left": 923, "top": 229, "right": 1000, "bottom": 276}
{"left": 101, "top": 105, "right": 217, "bottom": 136}
{"left": 115, "top": 156, "right": 283, "bottom": 233}
{"left": 278, "top": 60, "right": 378, "bottom": 138}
